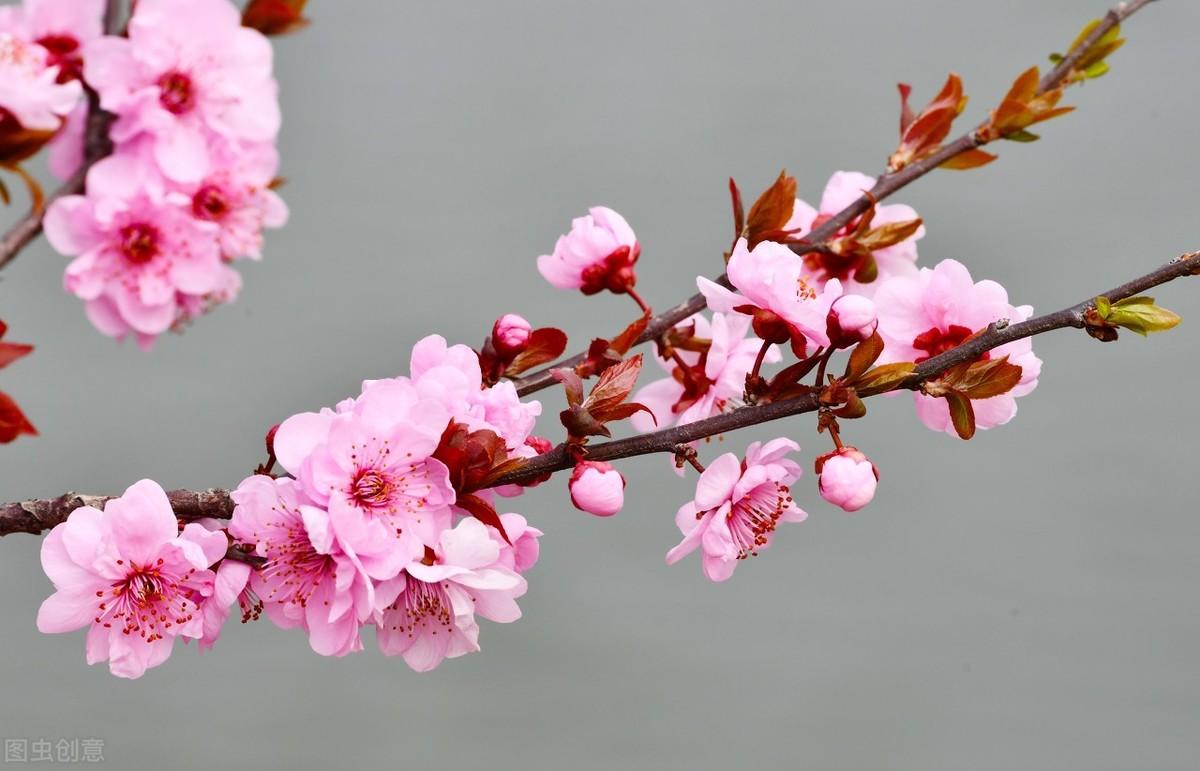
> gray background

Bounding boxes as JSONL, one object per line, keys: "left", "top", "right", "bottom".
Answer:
{"left": 1, "top": 1, "right": 1197, "bottom": 768}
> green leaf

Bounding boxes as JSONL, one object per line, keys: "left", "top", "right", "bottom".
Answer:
{"left": 1105, "top": 296, "right": 1182, "bottom": 336}
{"left": 1004, "top": 128, "right": 1040, "bottom": 143}
{"left": 1083, "top": 61, "right": 1110, "bottom": 79}
{"left": 1094, "top": 295, "right": 1112, "bottom": 318}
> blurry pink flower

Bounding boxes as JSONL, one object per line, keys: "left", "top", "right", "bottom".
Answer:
{"left": 83, "top": 0, "right": 280, "bottom": 182}
{"left": 699, "top": 237, "right": 842, "bottom": 356}
{"left": 0, "top": 0, "right": 105, "bottom": 83}
{"left": 666, "top": 439, "right": 807, "bottom": 582}
{"left": 0, "top": 32, "right": 81, "bottom": 131}
{"left": 631, "top": 312, "right": 777, "bottom": 433}
{"left": 272, "top": 376, "right": 456, "bottom": 554}
{"left": 816, "top": 447, "right": 879, "bottom": 512}
{"left": 228, "top": 475, "right": 382, "bottom": 657}
{"left": 785, "top": 170, "right": 924, "bottom": 294}
{"left": 568, "top": 460, "right": 625, "bottom": 517}
{"left": 826, "top": 294, "right": 878, "bottom": 348}
{"left": 45, "top": 99, "right": 84, "bottom": 178}
{"left": 44, "top": 168, "right": 225, "bottom": 347}
{"left": 537, "top": 206, "right": 640, "bottom": 295}
{"left": 36, "top": 479, "right": 226, "bottom": 679}
{"left": 491, "top": 313, "right": 532, "bottom": 357}
{"left": 375, "top": 518, "right": 526, "bottom": 672}
{"left": 875, "top": 259, "right": 1042, "bottom": 435}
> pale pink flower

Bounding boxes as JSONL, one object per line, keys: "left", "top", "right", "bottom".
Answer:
{"left": 491, "top": 313, "right": 532, "bottom": 357}
{"left": 699, "top": 237, "right": 843, "bottom": 356}
{"left": 826, "top": 294, "right": 878, "bottom": 348}
{"left": 0, "top": 32, "right": 81, "bottom": 130}
{"left": 568, "top": 460, "right": 625, "bottom": 517}
{"left": 489, "top": 512, "right": 542, "bottom": 574}
{"left": 83, "top": 0, "right": 280, "bottom": 182}
{"left": 271, "top": 376, "right": 456, "bottom": 555}
{"left": 537, "top": 206, "right": 640, "bottom": 295}
{"left": 375, "top": 518, "right": 527, "bottom": 672}
{"left": 46, "top": 99, "right": 85, "bottom": 178}
{"left": 36, "top": 479, "right": 226, "bottom": 679}
{"left": 785, "top": 170, "right": 924, "bottom": 294}
{"left": 666, "top": 439, "right": 807, "bottom": 582}
{"left": 44, "top": 165, "right": 226, "bottom": 347}
{"left": 194, "top": 559, "right": 251, "bottom": 651}
{"left": 631, "top": 312, "right": 777, "bottom": 433}
{"left": 0, "top": 0, "right": 105, "bottom": 83}
{"left": 816, "top": 447, "right": 879, "bottom": 512}
{"left": 875, "top": 259, "right": 1042, "bottom": 435}
{"left": 228, "top": 475, "right": 382, "bottom": 657}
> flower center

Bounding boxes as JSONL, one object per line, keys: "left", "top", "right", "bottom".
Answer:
{"left": 157, "top": 70, "right": 196, "bottom": 115}
{"left": 34, "top": 34, "right": 81, "bottom": 82}
{"left": 912, "top": 325, "right": 988, "bottom": 363}
{"left": 350, "top": 468, "right": 393, "bottom": 509}
{"left": 725, "top": 482, "right": 793, "bottom": 560}
{"left": 93, "top": 560, "right": 197, "bottom": 643}
{"left": 192, "top": 184, "right": 230, "bottom": 221}
{"left": 803, "top": 212, "right": 870, "bottom": 282}
{"left": 385, "top": 574, "right": 453, "bottom": 637}
{"left": 118, "top": 223, "right": 161, "bottom": 264}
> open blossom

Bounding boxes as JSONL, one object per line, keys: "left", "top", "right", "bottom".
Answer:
{"left": 0, "top": 0, "right": 104, "bottom": 83}
{"left": 666, "top": 439, "right": 807, "bottom": 582}
{"left": 0, "top": 32, "right": 81, "bottom": 133}
{"left": 375, "top": 518, "right": 527, "bottom": 672}
{"left": 631, "top": 312, "right": 777, "bottom": 433}
{"left": 44, "top": 168, "right": 228, "bottom": 348}
{"left": 36, "top": 479, "right": 227, "bottom": 679}
{"left": 83, "top": 0, "right": 280, "bottom": 183}
{"left": 785, "top": 170, "right": 924, "bottom": 294}
{"left": 272, "top": 376, "right": 456, "bottom": 558}
{"left": 568, "top": 461, "right": 625, "bottom": 517}
{"left": 816, "top": 447, "right": 879, "bottom": 512}
{"left": 228, "top": 475, "right": 383, "bottom": 657}
{"left": 537, "top": 206, "right": 640, "bottom": 295}
{"left": 700, "top": 237, "right": 843, "bottom": 356}
{"left": 875, "top": 259, "right": 1042, "bottom": 435}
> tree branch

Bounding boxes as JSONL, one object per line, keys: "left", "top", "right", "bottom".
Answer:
{"left": 510, "top": 0, "right": 1158, "bottom": 398}
{"left": 4, "top": 249, "right": 1195, "bottom": 536}
{"left": 0, "top": 0, "right": 120, "bottom": 271}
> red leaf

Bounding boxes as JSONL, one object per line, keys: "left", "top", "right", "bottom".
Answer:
{"left": 610, "top": 311, "right": 650, "bottom": 356}
{"left": 945, "top": 390, "right": 976, "bottom": 440}
{"left": 456, "top": 494, "right": 511, "bottom": 545}
{"left": 583, "top": 354, "right": 644, "bottom": 419}
{"left": 745, "top": 170, "right": 797, "bottom": 247}
{"left": 0, "top": 390, "right": 36, "bottom": 443}
{"left": 551, "top": 368, "right": 585, "bottom": 409}
{"left": 844, "top": 331, "right": 885, "bottom": 380}
{"left": 0, "top": 341, "right": 33, "bottom": 370}
{"left": 729, "top": 177, "right": 745, "bottom": 237}
{"left": 242, "top": 0, "right": 310, "bottom": 35}
{"left": 506, "top": 327, "right": 568, "bottom": 375}
{"left": 600, "top": 401, "right": 656, "bottom": 425}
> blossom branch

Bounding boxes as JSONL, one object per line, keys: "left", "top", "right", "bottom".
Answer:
{"left": 0, "top": 0, "right": 120, "bottom": 272}
{"left": 510, "top": 0, "right": 1158, "bottom": 398}
{"left": 3, "top": 249, "right": 1195, "bottom": 536}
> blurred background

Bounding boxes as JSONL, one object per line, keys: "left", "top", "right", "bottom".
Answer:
{"left": 1, "top": 1, "right": 1198, "bottom": 768}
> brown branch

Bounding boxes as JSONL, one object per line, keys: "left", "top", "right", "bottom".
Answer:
{"left": 511, "top": 0, "right": 1157, "bottom": 398}
{"left": 4, "top": 249, "right": 1195, "bottom": 535}
{"left": 0, "top": 0, "right": 120, "bottom": 271}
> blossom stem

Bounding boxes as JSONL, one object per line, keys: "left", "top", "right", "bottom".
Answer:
{"left": 509, "top": 0, "right": 1159, "bottom": 398}
{"left": 4, "top": 247, "right": 1195, "bottom": 535}
{"left": 626, "top": 287, "right": 652, "bottom": 315}
{"left": 813, "top": 347, "right": 836, "bottom": 388}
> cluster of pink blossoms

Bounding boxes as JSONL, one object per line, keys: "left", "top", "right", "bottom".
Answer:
{"left": 16, "top": 0, "right": 288, "bottom": 349}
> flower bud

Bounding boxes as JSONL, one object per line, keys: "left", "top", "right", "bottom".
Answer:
{"left": 816, "top": 447, "right": 879, "bottom": 512}
{"left": 520, "top": 435, "right": 554, "bottom": 488}
{"left": 568, "top": 460, "right": 625, "bottom": 517}
{"left": 827, "top": 294, "right": 878, "bottom": 348}
{"left": 492, "top": 313, "right": 533, "bottom": 358}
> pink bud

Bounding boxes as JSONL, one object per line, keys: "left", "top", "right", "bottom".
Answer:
{"left": 827, "top": 294, "right": 878, "bottom": 348}
{"left": 568, "top": 460, "right": 625, "bottom": 517}
{"left": 817, "top": 447, "right": 879, "bottom": 512}
{"left": 520, "top": 436, "right": 554, "bottom": 488}
{"left": 492, "top": 313, "right": 533, "bottom": 357}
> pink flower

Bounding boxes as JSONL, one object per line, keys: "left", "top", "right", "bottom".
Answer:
{"left": 272, "top": 377, "right": 456, "bottom": 557}
{"left": 875, "top": 259, "right": 1042, "bottom": 434}
{"left": 46, "top": 99, "right": 85, "bottom": 178}
{"left": 699, "top": 237, "right": 843, "bottom": 356}
{"left": 83, "top": 0, "right": 280, "bottom": 182}
{"left": 0, "top": 32, "right": 81, "bottom": 131}
{"left": 537, "top": 206, "right": 640, "bottom": 295}
{"left": 816, "top": 447, "right": 879, "bottom": 512}
{"left": 666, "top": 439, "right": 807, "bottom": 582}
{"left": 568, "top": 460, "right": 625, "bottom": 517}
{"left": 0, "top": 0, "right": 105, "bottom": 83}
{"left": 228, "top": 475, "right": 382, "bottom": 657}
{"left": 375, "top": 518, "right": 527, "bottom": 672}
{"left": 826, "top": 294, "right": 878, "bottom": 348}
{"left": 489, "top": 512, "right": 542, "bottom": 574}
{"left": 195, "top": 558, "right": 251, "bottom": 651}
{"left": 491, "top": 313, "right": 532, "bottom": 358}
{"left": 785, "top": 170, "right": 924, "bottom": 294}
{"left": 36, "top": 479, "right": 227, "bottom": 679}
{"left": 44, "top": 164, "right": 227, "bottom": 347}
{"left": 631, "top": 312, "right": 777, "bottom": 432}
